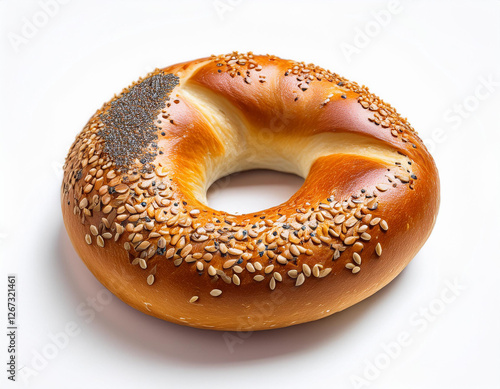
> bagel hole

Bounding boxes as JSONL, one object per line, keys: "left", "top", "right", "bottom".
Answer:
{"left": 206, "top": 169, "right": 304, "bottom": 215}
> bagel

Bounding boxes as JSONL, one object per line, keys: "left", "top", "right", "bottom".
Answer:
{"left": 61, "top": 51, "right": 440, "bottom": 331}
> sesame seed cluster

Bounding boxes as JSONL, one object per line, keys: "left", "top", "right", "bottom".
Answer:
{"left": 62, "top": 53, "right": 419, "bottom": 305}
{"left": 282, "top": 57, "right": 420, "bottom": 149}
{"left": 210, "top": 52, "right": 267, "bottom": 84}
{"left": 211, "top": 52, "right": 420, "bottom": 151}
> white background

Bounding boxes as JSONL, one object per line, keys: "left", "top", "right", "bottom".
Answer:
{"left": 1, "top": 0, "right": 499, "bottom": 388}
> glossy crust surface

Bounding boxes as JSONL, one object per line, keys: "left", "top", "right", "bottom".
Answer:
{"left": 61, "top": 52, "right": 440, "bottom": 331}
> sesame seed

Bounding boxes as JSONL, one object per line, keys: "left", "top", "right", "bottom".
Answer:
{"left": 376, "top": 184, "right": 390, "bottom": 192}
{"left": 85, "top": 234, "right": 92, "bottom": 245}
{"left": 397, "top": 174, "right": 410, "bottom": 183}
{"left": 79, "top": 198, "right": 88, "bottom": 209}
{"left": 228, "top": 248, "right": 243, "bottom": 256}
{"left": 114, "top": 183, "right": 129, "bottom": 194}
{"left": 295, "top": 273, "right": 305, "bottom": 286}
{"left": 352, "top": 266, "right": 361, "bottom": 274}
{"left": 345, "top": 216, "right": 357, "bottom": 228}
{"left": 319, "top": 268, "right": 332, "bottom": 278}
{"left": 223, "top": 259, "right": 237, "bottom": 269}
{"left": 210, "top": 289, "right": 222, "bottom": 297}
{"left": 277, "top": 255, "right": 288, "bottom": 265}
{"left": 353, "top": 252, "right": 362, "bottom": 265}
{"left": 353, "top": 242, "right": 364, "bottom": 252}
{"left": 219, "top": 243, "right": 228, "bottom": 254}
{"left": 361, "top": 233, "right": 371, "bottom": 241}
{"left": 158, "top": 237, "right": 166, "bottom": 248}
{"left": 380, "top": 220, "right": 389, "bottom": 231}
{"left": 147, "top": 274, "right": 154, "bottom": 285}
{"left": 376, "top": 243, "right": 382, "bottom": 256}
{"left": 302, "top": 264, "right": 311, "bottom": 277}
{"left": 189, "top": 296, "right": 198, "bottom": 303}
{"left": 334, "top": 214, "right": 346, "bottom": 224}
{"left": 290, "top": 244, "right": 300, "bottom": 257}
{"left": 312, "top": 264, "right": 321, "bottom": 278}
{"left": 205, "top": 245, "right": 217, "bottom": 253}
{"left": 344, "top": 236, "right": 357, "bottom": 245}
{"left": 288, "top": 270, "right": 298, "bottom": 278}
{"left": 90, "top": 225, "right": 98, "bottom": 236}
{"left": 135, "top": 241, "right": 150, "bottom": 251}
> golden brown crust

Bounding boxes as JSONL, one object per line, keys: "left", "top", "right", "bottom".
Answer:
{"left": 61, "top": 52, "right": 440, "bottom": 331}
